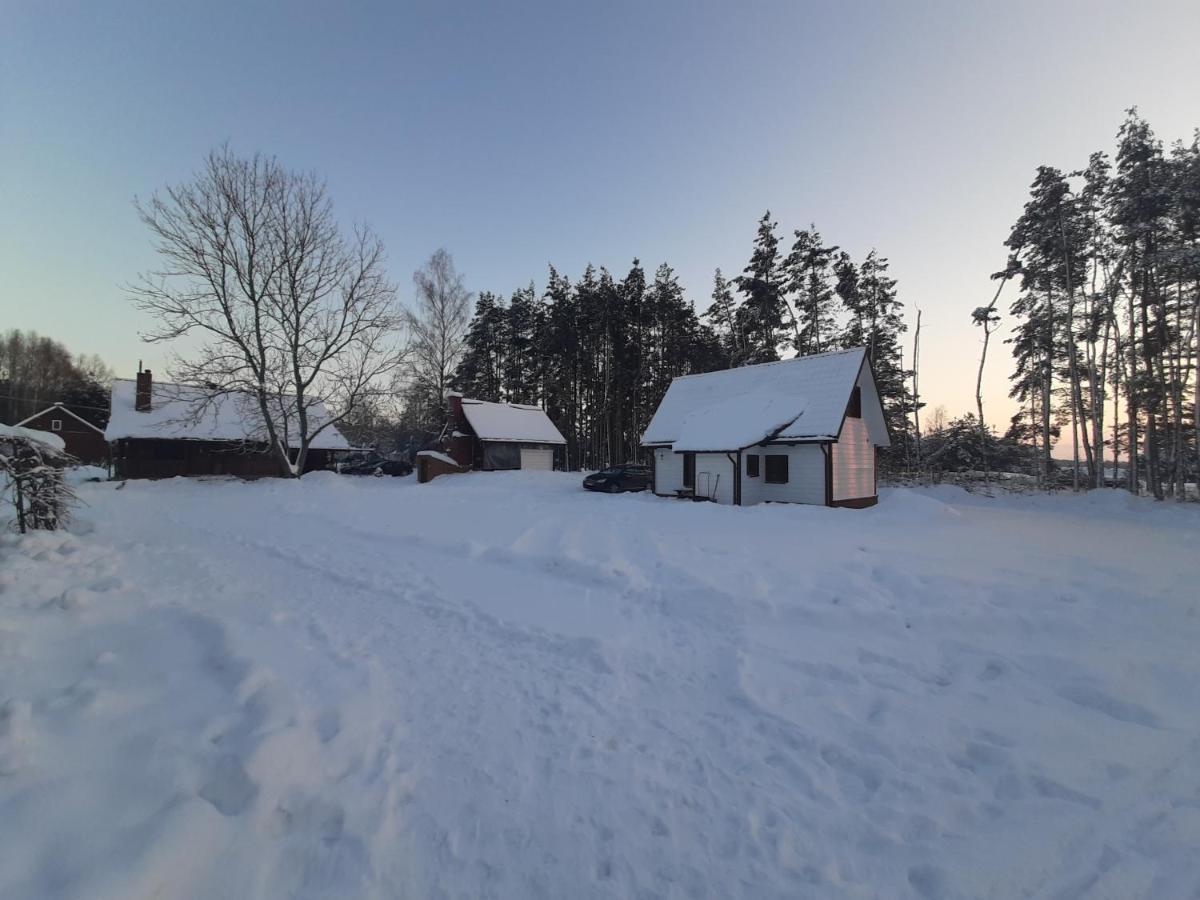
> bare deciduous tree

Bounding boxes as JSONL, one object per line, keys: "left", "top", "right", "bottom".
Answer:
{"left": 131, "top": 146, "right": 405, "bottom": 476}
{"left": 404, "top": 249, "right": 472, "bottom": 423}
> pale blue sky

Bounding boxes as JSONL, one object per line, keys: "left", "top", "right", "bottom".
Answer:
{"left": 3, "top": 0, "right": 1198, "bottom": 423}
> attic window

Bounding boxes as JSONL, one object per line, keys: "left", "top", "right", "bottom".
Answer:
{"left": 847, "top": 386, "right": 862, "bottom": 419}
{"left": 51, "top": 419, "right": 63, "bottom": 431}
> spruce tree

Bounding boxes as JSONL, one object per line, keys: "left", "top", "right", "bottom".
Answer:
{"left": 782, "top": 225, "right": 840, "bottom": 355}
{"left": 734, "top": 212, "right": 786, "bottom": 363}
{"left": 503, "top": 283, "right": 538, "bottom": 404}
{"left": 703, "top": 268, "right": 745, "bottom": 366}
{"left": 856, "top": 250, "right": 909, "bottom": 442}
{"left": 453, "top": 291, "right": 506, "bottom": 401}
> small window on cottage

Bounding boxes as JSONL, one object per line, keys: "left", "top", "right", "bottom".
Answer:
{"left": 765, "top": 455, "right": 788, "bottom": 484}
{"left": 51, "top": 419, "right": 63, "bottom": 431}
{"left": 847, "top": 385, "right": 862, "bottom": 418}
{"left": 746, "top": 454, "right": 759, "bottom": 477}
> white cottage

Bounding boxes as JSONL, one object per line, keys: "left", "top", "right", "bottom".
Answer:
{"left": 641, "top": 347, "right": 889, "bottom": 507}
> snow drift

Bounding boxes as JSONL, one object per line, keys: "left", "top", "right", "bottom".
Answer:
{"left": 1, "top": 473, "right": 1197, "bottom": 898}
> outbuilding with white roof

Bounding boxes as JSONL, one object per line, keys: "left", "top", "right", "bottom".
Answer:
{"left": 641, "top": 347, "right": 889, "bottom": 507}
{"left": 429, "top": 394, "right": 566, "bottom": 480}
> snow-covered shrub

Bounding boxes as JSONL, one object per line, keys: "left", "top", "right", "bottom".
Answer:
{"left": 0, "top": 425, "right": 77, "bottom": 533}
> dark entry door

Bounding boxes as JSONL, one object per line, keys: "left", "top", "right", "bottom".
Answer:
{"left": 682, "top": 452, "right": 695, "bottom": 489}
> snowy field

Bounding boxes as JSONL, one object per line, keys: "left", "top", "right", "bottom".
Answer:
{"left": 1, "top": 472, "right": 1198, "bottom": 899}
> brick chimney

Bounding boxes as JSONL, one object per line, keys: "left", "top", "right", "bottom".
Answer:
{"left": 135, "top": 369, "right": 152, "bottom": 411}
{"left": 446, "top": 391, "right": 464, "bottom": 423}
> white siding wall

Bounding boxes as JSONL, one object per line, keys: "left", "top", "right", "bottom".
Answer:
{"left": 740, "top": 443, "right": 827, "bottom": 506}
{"left": 832, "top": 417, "right": 875, "bottom": 500}
{"left": 694, "top": 453, "right": 736, "bottom": 505}
{"left": 653, "top": 447, "right": 682, "bottom": 495}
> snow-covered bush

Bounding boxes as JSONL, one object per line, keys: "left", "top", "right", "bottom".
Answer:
{"left": 0, "top": 424, "right": 77, "bottom": 533}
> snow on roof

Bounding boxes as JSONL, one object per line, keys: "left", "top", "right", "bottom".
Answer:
{"left": 460, "top": 399, "right": 566, "bottom": 445}
{"left": 103, "top": 379, "right": 350, "bottom": 450}
{"left": 415, "top": 450, "right": 461, "bottom": 467}
{"left": 642, "top": 348, "right": 866, "bottom": 451}
{"left": 0, "top": 422, "right": 67, "bottom": 452}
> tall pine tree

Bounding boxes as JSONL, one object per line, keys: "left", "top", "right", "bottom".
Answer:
{"left": 782, "top": 225, "right": 840, "bottom": 355}
{"left": 734, "top": 212, "right": 786, "bottom": 363}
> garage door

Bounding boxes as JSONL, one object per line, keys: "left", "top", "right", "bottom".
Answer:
{"left": 519, "top": 447, "right": 553, "bottom": 471}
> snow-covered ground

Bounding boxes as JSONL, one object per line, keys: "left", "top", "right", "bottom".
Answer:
{"left": 2, "top": 472, "right": 1198, "bottom": 899}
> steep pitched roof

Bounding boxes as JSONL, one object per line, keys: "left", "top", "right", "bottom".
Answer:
{"left": 459, "top": 399, "right": 566, "bottom": 445}
{"left": 103, "top": 379, "right": 350, "bottom": 450}
{"left": 642, "top": 348, "right": 880, "bottom": 451}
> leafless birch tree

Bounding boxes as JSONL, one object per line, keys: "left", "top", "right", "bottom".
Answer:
{"left": 404, "top": 249, "right": 472, "bottom": 419}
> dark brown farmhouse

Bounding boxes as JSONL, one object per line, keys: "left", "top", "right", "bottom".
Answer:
{"left": 15, "top": 404, "right": 109, "bottom": 465}
{"left": 104, "top": 369, "right": 349, "bottom": 479}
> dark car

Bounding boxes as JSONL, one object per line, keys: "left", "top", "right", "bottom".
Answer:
{"left": 337, "top": 452, "right": 413, "bottom": 477}
{"left": 583, "top": 464, "right": 651, "bottom": 493}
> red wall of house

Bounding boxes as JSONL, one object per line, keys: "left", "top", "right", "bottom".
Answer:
{"left": 19, "top": 408, "right": 108, "bottom": 465}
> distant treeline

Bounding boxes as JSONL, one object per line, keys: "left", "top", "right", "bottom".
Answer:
{"left": 0, "top": 330, "right": 113, "bottom": 428}
{"left": 999, "top": 108, "right": 1199, "bottom": 497}
{"left": 437, "top": 216, "right": 912, "bottom": 471}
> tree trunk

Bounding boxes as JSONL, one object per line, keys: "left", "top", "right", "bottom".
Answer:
{"left": 1194, "top": 278, "right": 1200, "bottom": 499}
{"left": 912, "top": 309, "right": 922, "bottom": 473}
{"left": 1126, "top": 286, "right": 1139, "bottom": 495}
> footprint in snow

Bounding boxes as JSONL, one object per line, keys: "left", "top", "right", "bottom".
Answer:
{"left": 315, "top": 709, "right": 341, "bottom": 744}
{"left": 908, "top": 863, "right": 949, "bottom": 899}
{"left": 1056, "top": 683, "right": 1160, "bottom": 728}
{"left": 197, "top": 754, "right": 258, "bottom": 816}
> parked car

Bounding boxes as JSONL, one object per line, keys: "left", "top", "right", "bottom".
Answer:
{"left": 583, "top": 464, "right": 651, "bottom": 493}
{"left": 337, "top": 452, "right": 413, "bottom": 477}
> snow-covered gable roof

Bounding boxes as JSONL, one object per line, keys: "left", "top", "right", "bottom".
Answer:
{"left": 16, "top": 404, "right": 105, "bottom": 434}
{"left": 643, "top": 348, "right": 880, "bottom": 451}
{"left": 460, "top": 399, "right": 566, "bottom": 445}
{"left": 104, "top": 379, "right": 350, "bottom": 450}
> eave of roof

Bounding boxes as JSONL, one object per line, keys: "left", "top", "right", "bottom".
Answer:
{"left": 16, "top": 403, "right": 105, "bottom": 434}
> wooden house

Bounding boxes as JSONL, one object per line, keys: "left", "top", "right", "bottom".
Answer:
{"left": 104, "top": 370, "right": 350, "bottom": 479}
{"left": 435, "top": 393, "right": 566, "bottom": 475}
{"left": 641, "top": 347, "right": 889, "bottom": 507}
{"left": 15, "top": 403, "right": 108, "bottom": 465}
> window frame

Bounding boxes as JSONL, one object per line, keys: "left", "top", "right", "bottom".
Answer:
{"left": 764, "top": 454, "right": 789, "bottom": 484}
{"left": 746, "top": 454, "right": 760, "bottom": 478}
{"left": 51, "top": 419, "right": 63, "bottom": 431}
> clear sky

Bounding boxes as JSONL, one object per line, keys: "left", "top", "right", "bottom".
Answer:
{"left": 3, "top": 0, "right": 1198, "bottom": 427}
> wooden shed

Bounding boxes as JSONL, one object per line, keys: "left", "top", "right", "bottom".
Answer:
{"left": 641, "top": 347, "right": 889, "bottom": 508}
{"left": 438, "top": 394, "right": 566, "bottom": 473}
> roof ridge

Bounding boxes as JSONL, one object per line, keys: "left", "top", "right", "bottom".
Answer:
{"left": 669, "top": 346, "right": 864, "bottom": 383}
{"left": 462, "top": 398, "right": 546, "bottom": 411}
